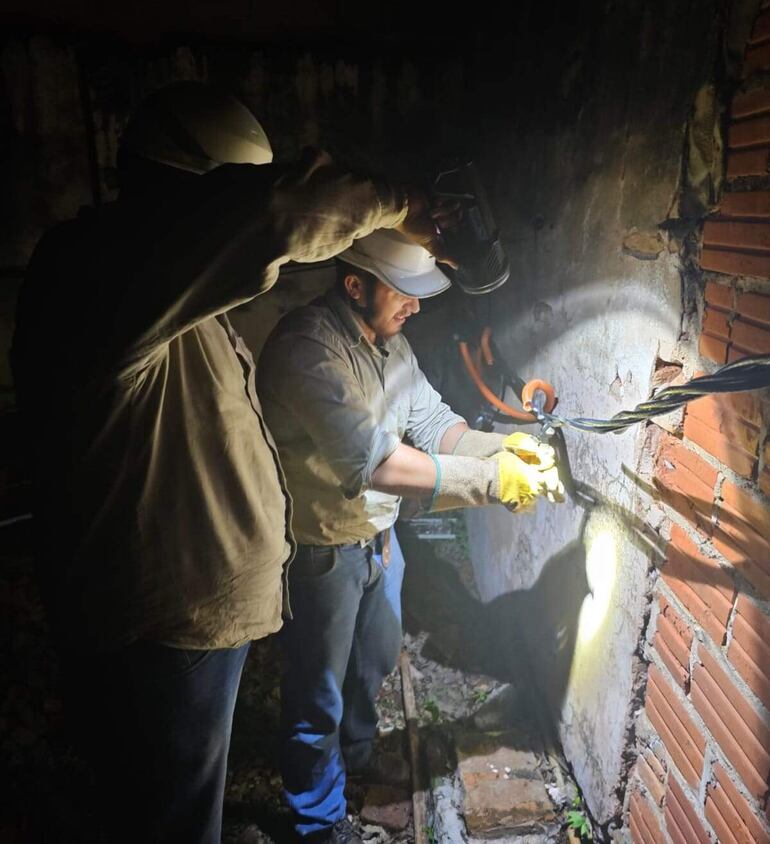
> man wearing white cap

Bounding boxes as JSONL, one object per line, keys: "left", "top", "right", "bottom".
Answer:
{"left": 258, "top": 230, "right": 563, "bottom": 843}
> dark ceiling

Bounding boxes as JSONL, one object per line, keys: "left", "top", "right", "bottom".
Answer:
{"left": 0, "top": 0, "right": 477, "bottom": 50}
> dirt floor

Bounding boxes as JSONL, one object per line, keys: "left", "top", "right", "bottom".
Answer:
{"left": 1, "top": 515, "right": 584, "bottom": 843}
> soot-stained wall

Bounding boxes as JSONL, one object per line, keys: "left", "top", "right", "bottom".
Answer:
{"left": 452, "top": 0, "right": 724, "bottom": 833}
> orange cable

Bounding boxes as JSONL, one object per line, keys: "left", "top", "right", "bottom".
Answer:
{"left": 458, "top": 340, "right": 537, "bottom": 422}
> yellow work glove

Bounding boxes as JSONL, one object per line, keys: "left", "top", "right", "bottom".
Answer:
{"left": 501, "top": 432, "right": 557, "bottom": 471}
{"left": 492, "top": 450, "right": 565, "bottom": 510}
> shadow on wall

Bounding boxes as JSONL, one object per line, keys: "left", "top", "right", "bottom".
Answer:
{"left": 398, "top": 520, "right": 589, "bottom": 746}
{"left": 629, "top": 462, "right": 768, "bottom": 600}
{"left": 400, "top": 448, "right": 766, "bottom": 748}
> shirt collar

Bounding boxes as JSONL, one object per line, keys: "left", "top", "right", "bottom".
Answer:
{"left": 325, "top": 289, "right": 396, "bottom": 356}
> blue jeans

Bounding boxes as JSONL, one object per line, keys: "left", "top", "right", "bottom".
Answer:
{"left": 63, "top": 640, "right": 250, "bottom": 843}
{"left": 280, "top": 530, "right": 405, "bottom": 837}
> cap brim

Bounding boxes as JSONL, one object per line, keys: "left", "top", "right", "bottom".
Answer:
{"left": 337, "top": 248, "right": 451, "bottom": 299}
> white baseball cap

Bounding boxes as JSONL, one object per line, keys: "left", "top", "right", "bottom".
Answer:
{"left": 337, "top": 229, "right": 451, "bottom": 298}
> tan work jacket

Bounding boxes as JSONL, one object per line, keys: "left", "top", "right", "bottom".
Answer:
{"left": 12, "top": 152, "right": 406, "bottom": 650}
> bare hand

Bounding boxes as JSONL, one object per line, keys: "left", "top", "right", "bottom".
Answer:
{"left": 396, "top": 188, "right": 460, "bottom": 268}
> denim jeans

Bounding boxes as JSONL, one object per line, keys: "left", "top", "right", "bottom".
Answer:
{"left": 62, "top": 640, "right": 250, "bottom": 843}
{"left": 279, "top": 529, "right": 405, "bottom": 837}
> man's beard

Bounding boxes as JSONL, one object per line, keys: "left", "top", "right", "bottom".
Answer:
{"left": 348, "top": 297, "right": 377, "bottom": 329}
{"left": 348, "top": 275, "right": 380, "bottom": 333}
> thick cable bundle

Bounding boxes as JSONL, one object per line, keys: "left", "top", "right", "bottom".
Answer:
{"left": 545, "top": 355, "right": 770, "bottom": 434}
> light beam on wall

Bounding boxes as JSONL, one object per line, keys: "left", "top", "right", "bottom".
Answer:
{"left": 577, "top": 530, "right": 618, "bottom": 644}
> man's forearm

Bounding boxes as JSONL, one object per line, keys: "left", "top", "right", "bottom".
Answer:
{"left": 369, "top": 430, "right": 564, "bottom": 512}
{"left": 370, "top": 442, "right": 436, "bottom": 498}
{"left": 370, "top": 423, "right": 486, "bottom": 497}
{"left": 371, "top": 443, "right": 502, "bottom": 511}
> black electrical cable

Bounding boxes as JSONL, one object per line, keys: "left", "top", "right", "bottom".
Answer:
{"left": 543, "top": 354, "right": 770, "bottom": 434}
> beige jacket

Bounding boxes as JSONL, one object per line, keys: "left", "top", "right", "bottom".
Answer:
{"left": 12, "top": 152, "right": 407, "bottom": 650}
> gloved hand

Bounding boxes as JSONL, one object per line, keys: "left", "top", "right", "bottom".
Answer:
{"left": 501, "top": 432, "right": 557, "bottom": 471}
{"left": 424, "top": 450, "right": 565, "bottom": 513}
{"left": 453, "top": 429, "right": 556, "bottom": 466}
{"left": 492, "top": 450, "right": 565, "bottom": 510}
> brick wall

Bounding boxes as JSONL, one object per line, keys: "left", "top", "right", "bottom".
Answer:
{"left": 628, "top": 9, "right": 770, "bottom": 843}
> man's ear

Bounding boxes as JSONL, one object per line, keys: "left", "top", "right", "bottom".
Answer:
{"left": 344, "top": 273, "right": 365, "bottom": 302}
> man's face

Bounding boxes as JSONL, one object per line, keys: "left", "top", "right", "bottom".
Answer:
{"left": 353, "top": 277, "right": 420, "bottom": 341}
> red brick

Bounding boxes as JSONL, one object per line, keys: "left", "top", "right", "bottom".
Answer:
{"left": 664, "top": 527, "right": 735, "bottom": 646}
{"left": 629, "top": 815, "right": 644, "bottom": 844}
{"left": 733, "top": 318, "right": 770, "bottom": 355}
{"left": 737, "top": 291, "right": 770, "bottom": 326}
{"left": 721, "top": 481, "right": 770, "bottom": 544}
{"left": 702, "top": 246, "right": 770, "bottom": 278}
{"left": 706, "top": 279, "right": 737, "bottom": 308}
{"left": 655, "top": 634, "right": 688, "bottom": 691}
{"left": 646, "top": 665, "right": 706, "bottom": 788}
{"left": 666, "top": 775, "right": 710, "bottom": 844}
{"left": 664, "top": 811, "right": 689, "bottom": 844}
{"left": 655, "top": 597, "right": 693, "bottom": 691}
{"left": 703, "top": 306, "right": 731, "bottom": 339}
{"left": 746, "top": 42, "right": 770, "bottom": 75}
{"left": 637, "top": 754, "right": 666, "bottom": 807}
{"left": 710, "top": 389, "right": 764, "bottom": 427}
{"left": 654, "top": 435, "right": 716, "bottom": 529}
{"left": 687, "top": 390, "right": 762, "bottom": 432}
{"left": 659, "top": 596, "right": 695, "bottom": 647}
{"left": 704, "top": 220, "right": 770, "bottom": 251}
{"left": 645, "top": 690, "right": 701, "bottom": 788}
{"left": 700, "top": 647, "right": 770, "bottom": 750}
{"left": 729, "top": 594, "right": 770, "bottom": 712}
{"left": 630, "top": 790, "right": 666, "bottom": 844}
{"left": 693, "top": 646, "right": 770, "bottom": 800}
{"left": 700, "top": 333, "right": 729, "bottom": 364}
{"left": 706, "top": 763, "right": 770, "bottom": 844}
{"left": 733, "top": 91, "right": 770, "bottom": 122}
{"left": 629, "top": 817, "right": 643, "bottom": 844}
{"left": 686, "top": 393, "right": 761, "bottom": 453}
{"left": 686, "top": 414, "right": 758, "bottom": 478}
{"left": 727, "top": 148, "right": 770, "bottom": 179}
{"left": 714, "top": 482, "right": 770, "bottom": 597}
{"left": 730, "top": 116, "right": 770, "bottom": 150}
{"left": 706, "top": 792, "right": 744, "bottom": 844}
{"left": 645, "top": 747, "right": 667, "bottom": 784}
{"left": 715, "top": 481, "right": 770, "bottom": 597}
{"left": 712, "top": 531, "right": 770, "bottom": 602}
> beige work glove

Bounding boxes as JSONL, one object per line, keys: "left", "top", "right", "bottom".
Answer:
{"left": 453, "top": 429, "right": 557, "bottom": 468}
{"left": 426, "top": 451, "right": 565, "bottom": 513}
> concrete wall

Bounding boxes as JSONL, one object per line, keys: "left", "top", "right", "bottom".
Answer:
{"left": 453, "top": 1, "right": 721, "bottom": 833}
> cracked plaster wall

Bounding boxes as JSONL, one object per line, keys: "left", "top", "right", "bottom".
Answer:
{"left": 459, "top": 0, "right": 722, "bottom": 833}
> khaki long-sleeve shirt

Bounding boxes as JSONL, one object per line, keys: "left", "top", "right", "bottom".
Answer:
{"left": 258, "top": 290, "right": 464, "bottom": 545}
{"left": 12, "top": 152, "right": 407, "bottom": 650}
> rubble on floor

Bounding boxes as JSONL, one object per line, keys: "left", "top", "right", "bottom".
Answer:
{"left": 2, "top": 516, "right": 589, "bottom": 843}
{"left": 223, "top": 629, "right": 570, "bottom": 844}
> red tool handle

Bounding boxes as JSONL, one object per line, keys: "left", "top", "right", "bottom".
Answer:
{"left": 458, "top": 328, "right": 557, "bottom": 422}
{"left": 521, "top": 379, "right": 557, "bottom": 413}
